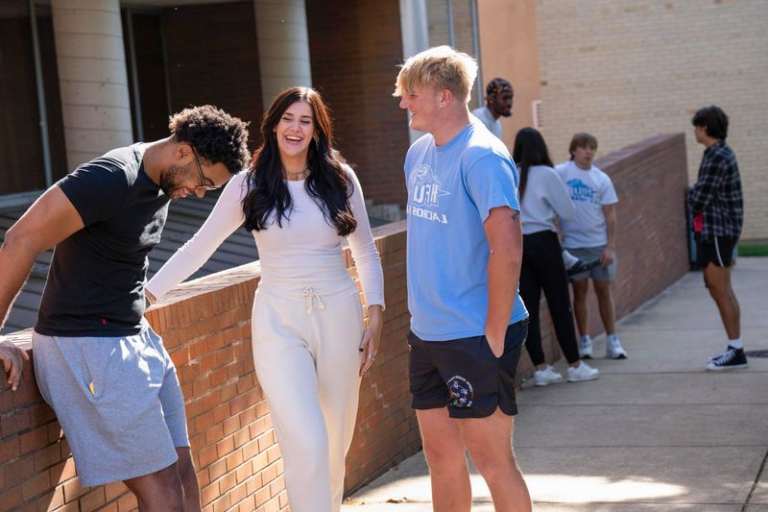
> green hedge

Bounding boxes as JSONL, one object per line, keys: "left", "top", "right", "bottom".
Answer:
{"left": 738, "top": 244, "right": 768, "bottom": 257}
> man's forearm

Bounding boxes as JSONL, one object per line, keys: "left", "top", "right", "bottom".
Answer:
{"left": 688, "top": 183, "right": 712, "bottom": 214}
{"left": 0, "top": 237, "right": 39, "bottom": 330}
{"left": 485, "top": 209, "right": 523, "bottom": 338}
{"left": 486, "top": 249, "right": 521, "bottom": 337}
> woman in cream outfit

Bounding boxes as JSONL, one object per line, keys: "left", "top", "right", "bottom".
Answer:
{"left": 146, "top": 87, "right": 384, "bottom": 512}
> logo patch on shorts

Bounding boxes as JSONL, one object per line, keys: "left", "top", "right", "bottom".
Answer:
{"left": 447, "top": 375, "right": 474, "bottom": 408}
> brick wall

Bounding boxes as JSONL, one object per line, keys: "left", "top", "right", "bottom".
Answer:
{"left": 534, "top": 0, "right": 768, "bottom": 240}
{"left": 306, "top": 0, "right": 411, "bottom": 206}
{"left": 163, "top": 1, "right": 264, "bottom": 150}
{"left": 0, "top": 133, "right": 689, "bottom": 511}
{"left": 0, "top": 222, "right": 417, "bottom": 512}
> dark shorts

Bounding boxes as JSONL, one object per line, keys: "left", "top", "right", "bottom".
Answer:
{"left": 408, "top": 319, "right": 528, "bottom": 419}
{"left": 697, "top": 236, "right": 738, "bottom": 268}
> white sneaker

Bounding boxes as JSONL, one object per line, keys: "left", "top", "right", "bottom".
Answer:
{"left": 533, "top": 365, "right": 564, "bottom": 386}
{"left": 606, "top": 337, "right": 628, "bottom": 359}
{"left": 567, "top": 361, "right": 600, "bottom": 382}
{"left": 579, "top": 336, "right": 593, "bottom": 359}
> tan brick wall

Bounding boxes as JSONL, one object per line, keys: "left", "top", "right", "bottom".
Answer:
{"left": 477, "top": 0, "right": 542, "bottom": 149}
{"left": 0, "top": 134, "right": 690, "bottom": 511}
{"left": 534, "top": 0, "right": 768, "bottom": 240}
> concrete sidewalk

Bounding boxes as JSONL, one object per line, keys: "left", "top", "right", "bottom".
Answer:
{"left": 342, "top": 257, "right": 768, "bottom": 511}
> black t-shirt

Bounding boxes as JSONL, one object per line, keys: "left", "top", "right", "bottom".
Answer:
{"left": 35, "top": 144, "right": 170, "bottom": 336}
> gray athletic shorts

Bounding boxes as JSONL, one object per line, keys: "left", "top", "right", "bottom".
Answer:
{"left": 567, "top": 246, "right": 617, "bottom": 281}
{"left": 32, "top": 323, "right": 189, "bottom": 487}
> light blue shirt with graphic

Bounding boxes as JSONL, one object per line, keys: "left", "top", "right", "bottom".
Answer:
{"left": 405, "top": 120, "right": 528, "bottom": 341}
{"left": 555, "top": 161, "right": 619, "bottom": 248}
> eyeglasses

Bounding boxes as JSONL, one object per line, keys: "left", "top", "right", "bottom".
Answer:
{"left": 190, "top": 146, "right": 220, "bottom": 192}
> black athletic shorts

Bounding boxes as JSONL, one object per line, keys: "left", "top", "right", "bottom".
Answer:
{"left": 408, "top": 319, "right": 528, "bottom": 419}
{"left": 697, "top": 236, "right": 738, "bottom": 268}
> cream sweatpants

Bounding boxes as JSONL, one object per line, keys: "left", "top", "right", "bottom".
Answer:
{"left": 251, "top": 284, "right": 365, "bottom": 512}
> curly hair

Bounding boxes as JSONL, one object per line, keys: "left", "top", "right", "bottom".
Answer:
{"left": 168, "top": 105, "right": 250, "bottom": 174}
{"left": 242, "top": 87, "right": 357, "bottom": 237}
{"left": 486, "top": 77, "right": 512, "bottom": 97}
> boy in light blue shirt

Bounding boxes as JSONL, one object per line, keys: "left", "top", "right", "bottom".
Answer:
{"left": 394, "top": 46, "right": 532, "bottom": 511}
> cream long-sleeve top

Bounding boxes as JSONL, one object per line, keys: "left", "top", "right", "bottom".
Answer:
{"left": 145, "top": 166, "right": 385, "bottom": 308}
{"left": 519, "top": 164, "right": 575, "bottom": 235}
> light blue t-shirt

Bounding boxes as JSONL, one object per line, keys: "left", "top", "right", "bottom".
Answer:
{"left": 405, "top": 120, "right": 528, "bottom": 341}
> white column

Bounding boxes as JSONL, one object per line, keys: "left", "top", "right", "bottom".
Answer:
{"left": 51, "top": 0, "right": 133, "bottom": 170}
{"left": 254, "top": 0, "right": 313, "bottom": 110}
{"left": 399, "top": 0, "right": 429, "bottom": 143}
{"left": 400, "top": 0, "right": 429, "bottom": 59}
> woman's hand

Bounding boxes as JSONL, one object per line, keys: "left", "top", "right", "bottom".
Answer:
{"left": 359, "top": 305, "right": 383, "bottom": 377}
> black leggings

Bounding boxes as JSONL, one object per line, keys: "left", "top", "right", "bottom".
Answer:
{"left": 519, "top": 230, "right": 580, "bottom": 365}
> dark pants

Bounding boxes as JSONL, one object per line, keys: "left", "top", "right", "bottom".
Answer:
{"left": 519, "top": 230, "right": 580, "bottom": 365}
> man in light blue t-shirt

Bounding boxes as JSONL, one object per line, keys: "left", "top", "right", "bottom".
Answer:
{"left": 394, "top": 46, "right": 532, "bottom": 511}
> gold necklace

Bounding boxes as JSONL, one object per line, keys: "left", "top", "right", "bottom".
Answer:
{"left": 283, "top": 167, "right": 309, "bottom": 179}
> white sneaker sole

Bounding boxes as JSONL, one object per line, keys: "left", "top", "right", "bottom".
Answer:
{"left": 706, "top": 363, "right": 748, "bottom": 371}
{"left": 534, "top": 378, "right": 564, "bottom": 386}
{"left": 568, "top": 374, "right": 599, "bottom": 383}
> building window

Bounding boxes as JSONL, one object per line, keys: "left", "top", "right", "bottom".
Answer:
{"left": 426, "top": 0, "right": 482, "bottom": 109}
{"left": 0, "top": 0, "right": 66, "bottom": 200}
{"left": 123, "top": 8, "right": 172, "bottom": 143}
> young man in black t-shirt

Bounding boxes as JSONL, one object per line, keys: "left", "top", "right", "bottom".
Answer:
{"left": 0, "top": 105, "right": 249, "bottom": 509}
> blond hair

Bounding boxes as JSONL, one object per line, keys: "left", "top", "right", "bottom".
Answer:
{"left": 393, "top": 46, "right": 478, "bottom": 104}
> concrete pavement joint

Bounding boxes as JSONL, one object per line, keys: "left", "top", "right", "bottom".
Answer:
{"left": 742, "top": 449, "right": 768, "bottom": 512}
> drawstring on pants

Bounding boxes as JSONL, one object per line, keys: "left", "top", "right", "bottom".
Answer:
{"left": 303, "top": 287, "right": 325, "bottom": 314}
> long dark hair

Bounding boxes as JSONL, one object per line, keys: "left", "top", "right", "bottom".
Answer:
{"left": 512, "top": 127, "right": 554, "bottom": 200}
{"left": 242, "top": 87, "right": 357, "bottom": 236}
